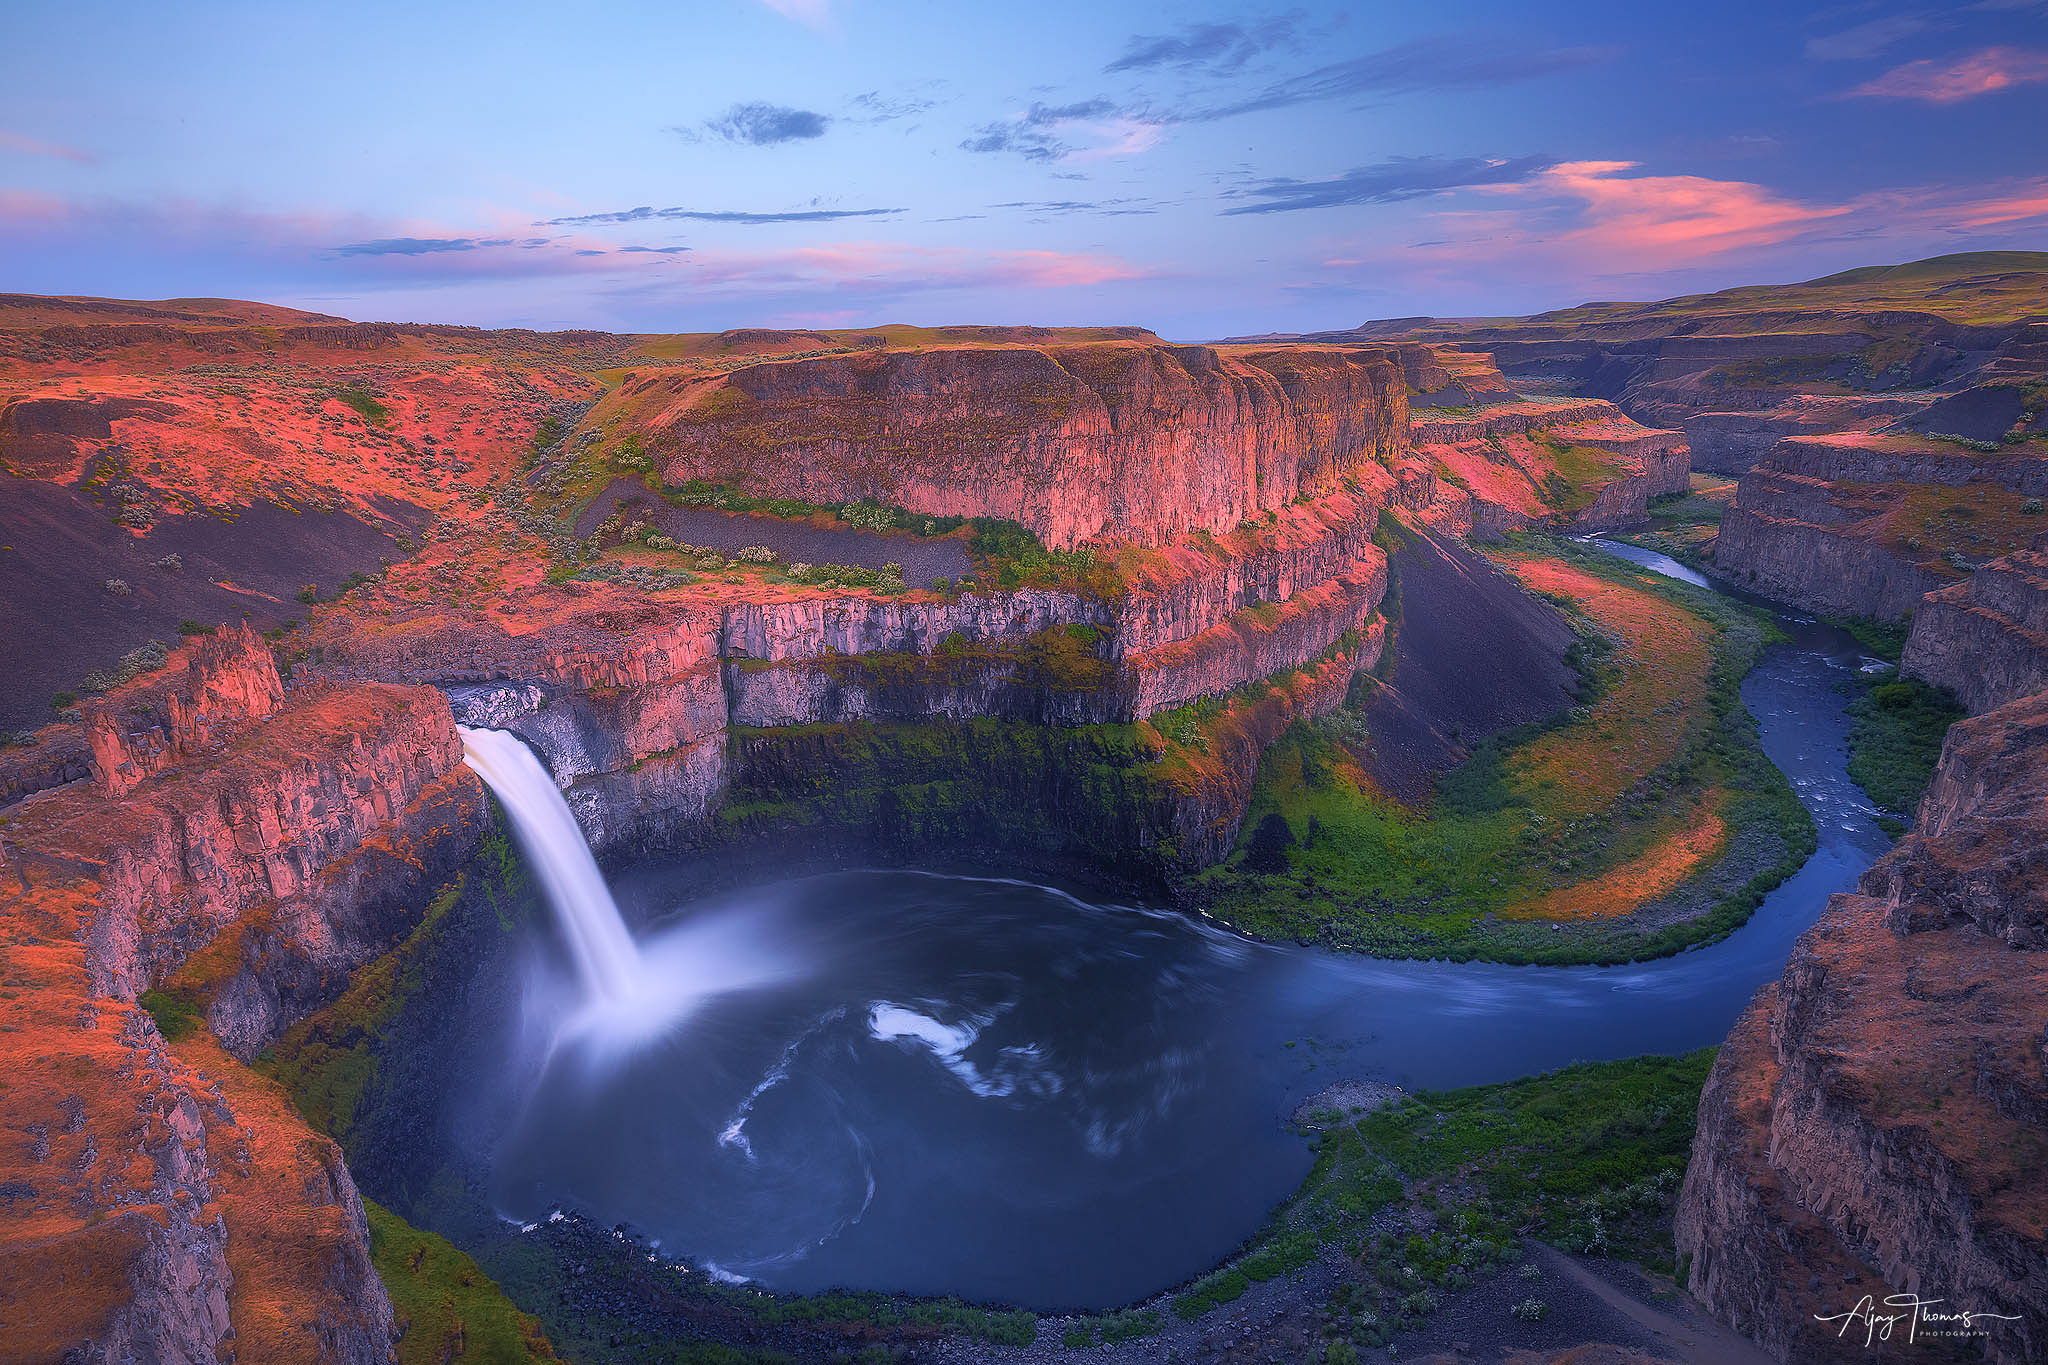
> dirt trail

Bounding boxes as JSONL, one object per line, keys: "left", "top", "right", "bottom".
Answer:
{"left": 1532, "top": 1244, "right": 1777, "bottom": 1365}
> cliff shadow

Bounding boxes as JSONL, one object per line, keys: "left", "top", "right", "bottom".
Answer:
{"left": 1357, "top": 524, "right": 1581, "bottom": 803}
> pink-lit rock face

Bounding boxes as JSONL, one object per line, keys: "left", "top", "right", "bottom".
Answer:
{"left": 82, "top": 622, "right": 286, "bottom": 795}
{"left": 608, "top": 342, "right": 1409, "bottom": 548}
{"left": 1676, "top": 692, "right": 2048, "bottom": 1365}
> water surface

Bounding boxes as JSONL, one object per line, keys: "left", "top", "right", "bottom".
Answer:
{"left": 448, "top": 541, "right": 1891, "bottom": 1310}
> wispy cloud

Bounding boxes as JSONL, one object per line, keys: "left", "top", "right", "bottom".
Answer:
{"left": 847, "top": 88, "right": 944, "bottom": 123}
{"left": 1222, "top": 155, "right": 1557, "bottom": 215}
{"left": 1525, "top": 161, "right": 1850, "bottom": 258}
{"left": 961, "top": 100, "right": 1165, "bottom": 163}
{"left": 1198, "top": 35, "right": 1618, "bottom": 117}
{"left": 539, "top": 205, "right": 901, "bottom": 226}
{"left": 334, "top": 236, "right": 545, "bottom": 256}
{"left": 692, "top": 102, "right": 832, "bottom": 145}
{"left": 1318, "top": 163, "right": 2048, "bottom": 291}
{"left": 1845, "top": 46, "right": 2048, "bottom": 102}
{"left": 0, "top": 130, "right": 97, "bottom": 165}
{"left": 992, "top": 198, "right": 1159, "bottom": 217}
{"left": 660, "top": 242, "right": 1149, "bottom": 296}
{"left": 1105, "top": 18, "right": 1298, "bottom": 74}
{"left": 1805, "top": 15, "right": 1932, "bottom": 61}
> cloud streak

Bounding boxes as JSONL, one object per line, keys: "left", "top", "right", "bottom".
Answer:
{"left": 539, "top": 205, "right": 902, "bottom": 226}
{"left": 0, "top": 130, "right": 97, "bottom": 165}
{"left": 1105, "top": 18, "right": 1297, "bottom": 74}
{"left": 1223, "top": 155, "right": 1558, "bottom": 214}
{"left": 1198, "top": 35, "right": 1618, "bottom": 117}
{"left": 1845, "top": 46, "right": 2048, "bottom": 103}
{"left": 961, "top": 100, "right": 1165, "bottom": 163}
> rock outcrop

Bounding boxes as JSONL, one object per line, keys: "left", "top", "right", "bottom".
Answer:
{"left": 601, "top": 341, "right": 1409, "bottom": 548}
{"left": 1903, "top": 547, "right": 2048, "bottom": 714}
{"left": 1711, "top": 435, "right": 2047, "bottom": 621}
{"left": 0, "top": 647, "right": 489, "bottom": 1360}
{"left": 1676, "top": 693, "right": 2048, "bottom": 1365}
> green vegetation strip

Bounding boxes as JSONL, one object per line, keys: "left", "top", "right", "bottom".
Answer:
{"left": 367, "top": 1199, "right": 558, "bottom": 1363}
{"left": 1195, "top": 535, "right": 1816, "bottom": 964}
{"left": 1159, "top": 1050, "right": 1714, "bottom": 1351}
{"left": 1843, "top": 672, "right": 1964, "bottom": 834}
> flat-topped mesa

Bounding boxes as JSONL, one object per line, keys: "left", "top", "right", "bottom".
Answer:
{"left": 602, "top": 340, "right": 1408, "bottom": 548}
{"left": 81, "top": 622, "right": 286, "bottom": 796}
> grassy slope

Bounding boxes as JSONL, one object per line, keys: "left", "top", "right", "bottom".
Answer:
{"left": 1071, "top": 1051, "right": 1716, "bottom": 1353}
{"left": 367, "top": 1200, "right": 559, "bottom": 1364}
{"left": 1193, "top": 537, "right": 1813, "bottom": 964}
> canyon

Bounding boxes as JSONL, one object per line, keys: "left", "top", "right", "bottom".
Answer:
{"left": 1, "top": 252, "right": 2044, "bottom": 1365}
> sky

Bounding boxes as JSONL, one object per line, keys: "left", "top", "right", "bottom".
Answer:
{"left": 3, "top": 0, "right": 2047, "bottom": 338}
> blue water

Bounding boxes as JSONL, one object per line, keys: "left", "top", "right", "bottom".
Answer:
{"left": 451, "top": 538, "right": 1892, "bottom": 1311}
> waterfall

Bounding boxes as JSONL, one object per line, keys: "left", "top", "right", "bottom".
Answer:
{"left": 458, "top": 725, "right": 641, "bottom": 1003}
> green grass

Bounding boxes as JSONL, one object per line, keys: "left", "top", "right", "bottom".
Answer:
{"left": 1169, "top": 1050, "right": 1716, "bottom": 1337}
{"left": 1844, "top": 672, "right": 1964, "bottom": 831}
{"left": 334, "top": 386, "right": 391, "bottom": 426}
{"left": 1536, "top": 439, "right": 1629, "bottom": 515}
{"left": 366, "top": 1199, "right": 558, "bottom": 1363}
{"left": 1194, "top": 538, "right": 1814, "bottom": 964}
{"left": 138, "top": 987, "right": 204, "bottom": 1042}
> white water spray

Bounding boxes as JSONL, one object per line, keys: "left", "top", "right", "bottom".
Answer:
{"left": 459, "top": 725, "right": 641, "bottom": 1003}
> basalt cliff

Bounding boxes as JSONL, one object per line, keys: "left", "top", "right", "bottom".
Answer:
{"left": 3, "top": 300, "right": 1681, "bottom": 1360}
{"left": 7, "top": 257, "right": 2046, "bottom": 1365}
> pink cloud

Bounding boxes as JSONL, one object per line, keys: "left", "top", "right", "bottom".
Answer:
{"left": 1846, "top": 46, "right": 2048, "bottom": 103}
{"left": 0, "top": 190, "right": 1145, "bottom": 314}
{"left": 1528, "top": 160, "right": 1850, "bottom": 258}
{"left": 1308, "top": 163, "right": 2048, "bottom": 296}
{"left": 0, "top": 130, "right": 96, "bottom": 165}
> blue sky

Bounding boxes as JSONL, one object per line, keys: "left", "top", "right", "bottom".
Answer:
{"left": 3, "top": 0, "right": 2046, "bottom": 336}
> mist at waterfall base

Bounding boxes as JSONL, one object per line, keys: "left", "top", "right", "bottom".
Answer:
{"left": 444, "top": 582, "right": 1889, "bottom": 1311}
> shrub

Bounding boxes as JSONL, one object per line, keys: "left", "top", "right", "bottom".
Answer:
{"left": 738, "top": 545, "right": 776, "bottom": 564}
{"left": 103, "top": 579, "right": 132, "bottom": 596}
{"left": 50, "top": 690, "right": 77, "bottom": 712}
{"left": 839, "top": 500, "right": 899, "bottom": 533}
{"left": 297, "top": 584, "right": 321, "bottom": 604}
{"left": 1511, "top": 1298, "right": 1549, "bottom": 1322}
{"left": 177, "top": 620, "right": 214, "bottom": 636}
{"left": 153, "top": 554, "right": 183, "bottom": 572}
{"left": 2024, "top": 498, "right": 2043, "bottom": 515}
{"left": 1927, "top": 432, "right": 2000, "bottom": 453}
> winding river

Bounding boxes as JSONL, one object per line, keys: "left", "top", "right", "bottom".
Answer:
{"left": 444, "top": 540, "right": 1895, "bottom": 1312}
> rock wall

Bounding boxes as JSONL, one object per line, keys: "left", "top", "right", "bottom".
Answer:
{"left": 604, "top": 341, "right": 1409, "bottom": 548}
{"left": 1714, "top": 500, "right": 1946, "bottom": 621}
{"left": 0, "top": 666, "right": 489, "bottom": 1361}
{"left": 1684, "top": 397, "right": 1930, "bottom": 476}
{"left": 1676, "top": 692, "right": 2048, "bottom": 1365}
{"left": 1902, "top": 548, "right": 2048, "bottom": 715}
